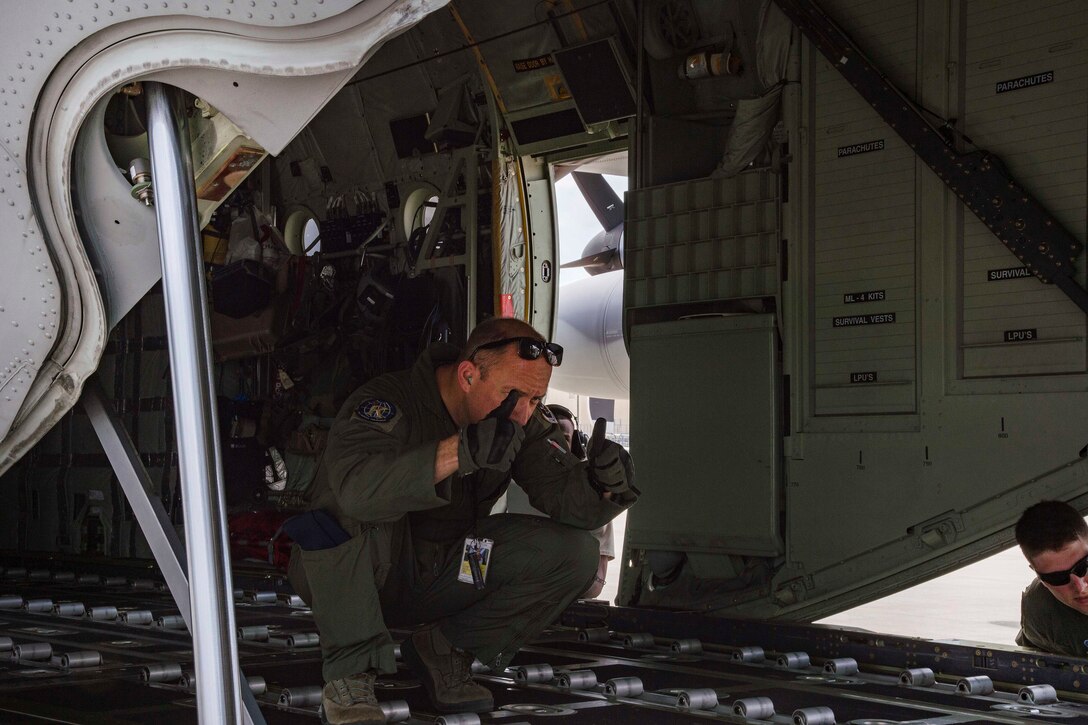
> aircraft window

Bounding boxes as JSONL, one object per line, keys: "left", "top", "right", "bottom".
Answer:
{"left": 303, "top": 218, "right": 321, "bottom": 255}
{"left": 283, "top": 209, "right": 320, "bottom": 255}
{"left": 401, "top": 185, "right": 441, "bottom": 242}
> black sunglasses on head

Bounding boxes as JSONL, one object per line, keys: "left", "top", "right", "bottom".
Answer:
{"left": 467, "top": 336, "right": 564, "bottom": 366}
{"left": 1036, "top": 554, "right": 1088, "bottom": 586}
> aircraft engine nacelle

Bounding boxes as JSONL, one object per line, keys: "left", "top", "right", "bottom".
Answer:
{"left": 550, "top": 271, "right": 629, "bottom": 400}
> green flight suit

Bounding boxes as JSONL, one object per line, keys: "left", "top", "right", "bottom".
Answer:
{"left": 1016, "top": 578, "right": 1088, "bottom": 657}
{"left": 292, "top": 343, "right": 635, "bottom": 681}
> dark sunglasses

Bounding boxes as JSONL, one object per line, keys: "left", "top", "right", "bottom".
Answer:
{"left": 1036, "top": 554, "right": 1088, "bottom": 586}
{"left": 467, "top": 336, "right": 564, "bottom": 366}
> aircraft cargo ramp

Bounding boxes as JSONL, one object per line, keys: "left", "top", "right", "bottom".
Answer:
{"left": 0, "top": 560, "right": 1083, "bottom": 724}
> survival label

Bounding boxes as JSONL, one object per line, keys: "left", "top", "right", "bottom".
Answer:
{"left": 987, "top": 266, "right": 1031, "bottom": 281}
{"left": 833, "top": 312, "right": 896, "bottom": 327}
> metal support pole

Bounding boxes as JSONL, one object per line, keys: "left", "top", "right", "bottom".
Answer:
{"left": 82, "top": 376, "right": 190, "bottom": 618}
{"left": 145, "top": 81, "right": 243, "bottom": 725}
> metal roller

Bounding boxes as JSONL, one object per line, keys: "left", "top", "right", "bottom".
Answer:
{"left": 24, "top": 598, "right": 54, "bottom": 612}
{"left": 777, "top": 652, "right": 811, "bottom": 669}
{"left": 13, "top": 642, "right": 52, "bottom": 660}
{"left": 1019, "top": 684, "right": 1058, "bottom": 705}
{"left": 733, "top": 646, "right": 765, "bottom": 662}
{"left": 180, "top": 670, "right": 197, "bottom": 690}
{"left": 899, "top": 667, "right": 936, "bottom": 687}
{"left": 514, "top": 663, "right": 554, "bottom": 684}
{"left": 622, "top": 633, "right": 654, "bottom": 648}
{"left": 156, "top": 614, "right": 186, "bottom": 629}
{"left": 141, "top": 663, "right": 183, "bottom": 682}
{"left": 131, "top": 579, "right": 157, "bottom": 590}
{"left": 233, "top": 589, "right": 244, "bottom": 600}
{"left": 677, "top": 688, "right": 718, "bottom": 710}
{"left": 733, "top": 697, "right": 775, "bottom": 719}
{"left": 393, "top": 643, "right": 402, "bottom": 660}
{"left": 793, "top": 706, "right": 836, "bottom": 725}
{"left": 103, "top": 576, "right": 127, "bottom": 586}
{"left": 957, "top": 676, "right": 994, "bottom": 696}
{"left": 29, "top": 569, "right": 50, "bottom": 580}
{"left": 249, "top": 591, "right": 277, "bottom": 603}
{"left": 77, "top": 574, "right": 101, "bottom": 584}
{"left": 0, "top": 595, "right": 23, "bottom": 609}
{"left": 246, "top": 676, "right": 267, "bottom": 695}
{"left": 380, "top": 700, "right": 411, "bottom": 723}
{"left": 0, "top": 637, "right": 12, "bottom": 652}
{"left": 52, "top": 571, "right": 76, "bottom": 582}
{"left": 61, "top": 651, "right": 102, "bottom": 668}
{"left": 435, "top": 715, "right": 481, "bottom": 725}
{"left": 670, "top": 638, "right": 703, "bottom": 654}
{"left": 280, "top": 593, "right": 305, "bottom": 607}
{"left": 237, "top": 625, "right": 269, "bottom": 641}
{"left": 604, "top": 677, "right": 644, "bottom": 697}
{"left": 578, "top": 627, "right": 610, "bottom": 642}
{"left": 54, "top": 602, "right": 86, "bottom": 617}
{"left": 120, "top": 610, "right": 153, "bottom": 625}
{"left": 279, "top": 685, "right": 322, "bottom": 707}
{"left": 4, "top": 568, "right": 26, "bottom": 579}
{"left": 286, "top": 632, "right": 320, "bottom": 649}
{"left": 88, "top": 606, "right": 118, "bottom": 621}
{"left": 823, "top": 658, "right": 858, "bottom": 675}
{"left": 557, "top": 670, "right": 597, "bottom": 690}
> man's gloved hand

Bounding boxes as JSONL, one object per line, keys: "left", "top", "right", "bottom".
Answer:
{"left": 458, "top": 391, "right": 526, "bottom": 475}
{"left": 585, "top": 417, "right": 636, "bottom": 496}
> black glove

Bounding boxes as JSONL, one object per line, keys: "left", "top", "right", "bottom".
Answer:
{"left": 458, "top": 391, "right": 526, "bottom": 475}
{"left": 585, "top": 417, "right": 635, "bottom": 496}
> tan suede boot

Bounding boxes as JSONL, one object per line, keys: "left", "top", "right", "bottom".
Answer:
{"left": 401, "top": 624, "right": 494, "bottom": 713}
{"left": 320, "top": 671, "right": 384, "bottom": 724}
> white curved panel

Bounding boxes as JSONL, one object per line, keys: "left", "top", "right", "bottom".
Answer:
{"left": 0, "top": 0, "right": 447, "bottom": 471}
{"left": 550, "top": 271, "right": 630, "bottom": 400}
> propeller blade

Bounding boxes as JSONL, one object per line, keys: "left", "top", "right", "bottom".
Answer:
{"left": 560, "top": 248, "right": 620, "bottom": 270}
{"left": 572, "top": 171, "right": 624, "bottom": 232}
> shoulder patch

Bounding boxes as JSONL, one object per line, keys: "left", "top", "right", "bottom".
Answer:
{"left": 539, "top": 404, "right": 558, "bottom": 425}
{"left": 355, "top": 398, "right": 398, "bottom": 423}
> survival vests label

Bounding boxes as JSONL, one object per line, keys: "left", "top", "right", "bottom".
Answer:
{"left": 995, "top": 71, "right": 1053, "bottom": 94}
{"left": 850, "top": 371, "right": 877, "bottom": 384}
{"left": 833, "top": 312, "right": 896, "bottom": 327}
{"left": 837, "top": 139, "right": 885, "bottom": 158}
{"left": 987, "top": 266, "right": 1031, "bottom": 281}
{"left": 1004, "top": 328, "right": 1037, "bottom": 342}
{"left": 843, "top": 289, "right": 886, "bottom": 304}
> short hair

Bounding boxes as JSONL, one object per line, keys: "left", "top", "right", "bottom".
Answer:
{"left": 460, "top": 317, "right": 545, "bottom": 376}
{"left": 1015, "top": 500, "right": 1088, "bottom": 559}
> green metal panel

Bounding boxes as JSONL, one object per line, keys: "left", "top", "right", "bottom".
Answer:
{"left": 626, "top": 314, "right": 781, "bottom": 558}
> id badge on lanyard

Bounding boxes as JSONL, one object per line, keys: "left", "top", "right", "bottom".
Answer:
{"left": 458, "top": 538, "right": 494, "bottom": 590}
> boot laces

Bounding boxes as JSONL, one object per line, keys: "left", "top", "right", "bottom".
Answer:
{"left": 333, "top": 672, "right": 378, "bottom": 705}
{"left": 445, "top": 648, "right": 475, "bottom": 688}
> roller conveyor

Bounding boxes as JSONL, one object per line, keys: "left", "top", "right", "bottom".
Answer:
{"left": 0, "top": 561, "right": 1086, "bottom": 723}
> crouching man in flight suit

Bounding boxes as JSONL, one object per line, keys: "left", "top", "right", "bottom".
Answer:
{"left": 288, "top": 317, "right": 637, "bottom": 724}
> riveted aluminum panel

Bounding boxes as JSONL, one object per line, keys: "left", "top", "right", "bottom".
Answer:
{"left": 810, "top": 0, "right": 918, "bottom": 415}
{"left": 960, "top": 0, "right": 1088, "bottom": 377}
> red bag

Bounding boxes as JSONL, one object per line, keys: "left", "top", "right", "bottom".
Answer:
{"left": 228, "top": 510, "right": 294, "bottom": 570}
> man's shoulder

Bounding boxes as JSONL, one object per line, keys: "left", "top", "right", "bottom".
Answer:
{"left": 335, "top": 371, "right": 414, "bottom": 434}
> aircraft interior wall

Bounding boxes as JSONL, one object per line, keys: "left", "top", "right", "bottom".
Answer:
{"left": 0, "top": 0, "right": 1084, "bottom": 637}
{"left": 615, "top": 0, "right": 1088, "bottom": 621}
